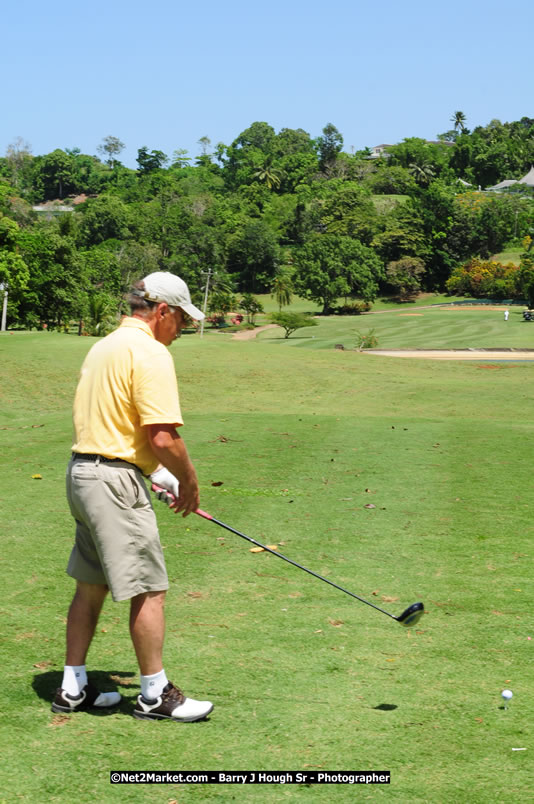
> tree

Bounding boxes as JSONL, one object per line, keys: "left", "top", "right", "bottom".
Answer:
{"left": 409, "top": 160, "right": 435, "bottom": 187}
{"left": 387, "top": 138, "right": 450, "bottom": 180}
{"left": 5, "top": 137, "right": 32, "bottom": 189}
{"left": 270, "top": 270, "right": 293, "bottom": 310}
{"left": 517, "top": 252, "right": 534, "bottom": 308}
{"left": 196, "top": 137, "right": 212, "bottom": 167}
{"left": 253, "top": 158, "right": 281, "bottom": 190}
{"left": 451, "top": 111, "right": 467, "bottom": 133}
{"left": 16, "top": 226, "right": 83, "bottom": 328}
{"left": 208, "top": 290, "right": 236, "bottom": 316}
{"left": 171, "top": 149, "right": 192, "bottom": 169}
{"left": 226, "top": 220, "right": 279, "bottom": 292}
{"left": 33, "top": 149, "right": 75, "bottom": 199}
{"left": 386, "top": 257, "right": 426, "bottom": 300}
{"left": 316, "top": 180, "right": 378, "bottom": 243}
{"left": 293, "top": 235, "right": 384, "bottom": 314}
{"left": 0, "top": 215, "right": 30, "bottom": 324}
{"left": 371, "top": 202, "right": 429, "bottom": 265}
{"left": 198, "top": 136, "right": 211, "bottom": 156}
{"left": 316, "top": 123, "right": 343, "bottom": 171}
{"left": 270, "top": 311, "right": 318, "bottom": 338}
{"left": 238, "top": 292, "right": 264, "bottom": 324}
{"left": 84, "top": 292, "right": 117, "bottom": 336}
{"left": 78, "top": 194, "right": 131, "bottom": 245}
{"left": 97, "top": 136, "right": 125, "bottom": 168}
{"left": 223, "top": 122, "right": 277, "bottom": 190}
{"left": 137, "top": 147, "right": 168, "bottom": 174}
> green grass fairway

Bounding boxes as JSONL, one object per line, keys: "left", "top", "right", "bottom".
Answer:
{"left": 255, "top": 305, "right": 534, "bottom": 351}
{"left": 1, "top": 317, "right": 533, "bottom": 802}
{"left": 491, "top": 248, "right": 523, "bottom": 265}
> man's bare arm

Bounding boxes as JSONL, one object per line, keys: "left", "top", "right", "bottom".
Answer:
{"left": 146, "top": 424, "right": 199, "bottom": 516}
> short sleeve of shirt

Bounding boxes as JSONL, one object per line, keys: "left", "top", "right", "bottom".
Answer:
{"left": 133, "top": 348, "right": 183, "bottom": 427}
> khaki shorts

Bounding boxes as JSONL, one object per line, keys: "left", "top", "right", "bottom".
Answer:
{"left": 66, "top": 457, "right": 169, "bottom": 602}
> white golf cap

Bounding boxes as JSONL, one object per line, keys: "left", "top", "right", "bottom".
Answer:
{"left": 139, "top": 272, "right": 205, "bottom": 320}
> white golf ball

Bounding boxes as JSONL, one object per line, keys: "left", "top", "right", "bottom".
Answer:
{"left": 502, "top": 689, "right": 513, "bottom": 701}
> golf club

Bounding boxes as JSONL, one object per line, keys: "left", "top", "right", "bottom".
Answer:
{"left": 152, "top": 484, "right": 424, "bottom": 627}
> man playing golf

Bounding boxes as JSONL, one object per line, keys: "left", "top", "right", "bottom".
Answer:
{"left": 53, "top": 271, "right": 213, "bottom": 722}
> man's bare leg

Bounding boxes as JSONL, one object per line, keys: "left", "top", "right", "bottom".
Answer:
{"left": 129, "top": 590, "right": 166, "bottom": 676}
{"left": 66, "top": 580, "right": 109, "bottom": 665}
{"left": 130, "top": 590, "right": 213, "bottom": 720}
{"left": 52, "top": 580, "right": 121, "bottom": 711}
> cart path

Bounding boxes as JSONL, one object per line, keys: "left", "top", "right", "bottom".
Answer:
{"left": 231, "top": 324, "right": 279, "bottom": 340}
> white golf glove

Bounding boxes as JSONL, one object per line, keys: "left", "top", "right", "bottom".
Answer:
{"left": 150, "top": 466, "right": 179, "bottom": 504}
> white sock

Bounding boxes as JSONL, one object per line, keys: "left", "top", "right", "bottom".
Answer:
{"left": 62, "top": 665, "right": 87, "bottom": 696}
{"left": 141, "top": 669, "right": 168, "bottom": 700}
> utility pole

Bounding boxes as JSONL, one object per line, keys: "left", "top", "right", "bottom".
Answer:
{"left": 0, "top": 284, "right": 7, "bottom": 332}
{"left": 199, "top": 268, "right": 212, "bottom": 339}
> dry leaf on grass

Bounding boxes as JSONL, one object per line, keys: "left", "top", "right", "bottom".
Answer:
{"left": 50, "top": 715, "right": 70, "bottom": 727}
{"left": 110, "top": 675, "right": 136, "bottom": 686}
{"left": 328, "top": 619, "right": 344, "bottom": 627}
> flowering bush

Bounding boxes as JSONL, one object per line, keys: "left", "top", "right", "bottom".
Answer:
{"left": 446, "top": 258, "right": 520, "bottom": 299}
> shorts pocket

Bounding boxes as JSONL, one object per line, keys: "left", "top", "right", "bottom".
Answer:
{"left": 103, "top": 468, "right": 139, "bottom": 509}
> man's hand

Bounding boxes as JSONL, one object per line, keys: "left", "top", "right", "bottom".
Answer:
{"left": 146, "top": 424, "right": 200, "bottom": 517}
{"left": 153, "top": 483, "right": 175, "bottom": 505}
{"left": 150, "top": 466, "right": 180, "bottom": 497}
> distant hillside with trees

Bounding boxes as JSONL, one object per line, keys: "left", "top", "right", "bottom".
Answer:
{"left": 1, "top": 114, "right": 534, "bottom": 330}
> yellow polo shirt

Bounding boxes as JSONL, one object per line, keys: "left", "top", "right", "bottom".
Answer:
{"left": 72, "top": 317, "right": 183, "bottom": 475}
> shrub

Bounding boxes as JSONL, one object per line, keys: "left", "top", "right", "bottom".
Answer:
{"left": 355, "top": 329, "right": 378, "bottom": 350}
{"left": 334, "top": 301, "right": 372, "bottom": 315}
{"left": 238, "top": 293, "right": 264, "bottom": 324}
{"left": 446, "top": 258, "right": 519, "bottom": 298}
{"left": 206, "top": 313, "right": 227, "bottom": 328}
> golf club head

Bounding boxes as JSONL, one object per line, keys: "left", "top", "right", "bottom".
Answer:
{"left": 396, "top": 602, "right": 424, "bottom": 627}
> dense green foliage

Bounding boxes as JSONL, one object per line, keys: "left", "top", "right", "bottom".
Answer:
{"left": 1, "top": 116, "right": 534, "bottom": 329}
{"left": 446, "top": 251, "right": 534, "bottom": 305}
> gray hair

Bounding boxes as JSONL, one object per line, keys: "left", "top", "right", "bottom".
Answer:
{"left": 128, "top": 280, "right": 157, "bottom": 316}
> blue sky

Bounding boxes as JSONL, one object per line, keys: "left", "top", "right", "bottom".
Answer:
{"left": 3, "top": 0, "right": 533, "bottom": 168}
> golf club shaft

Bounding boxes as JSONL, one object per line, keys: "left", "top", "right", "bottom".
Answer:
{"left": 195, "top": 508, "right": 398, "bottom": 620}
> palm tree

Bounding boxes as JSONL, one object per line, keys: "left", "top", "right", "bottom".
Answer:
{"left": 253, "top": 159, "right": 281, "bottom": 190}
{"left": 85, "top": 293, "right": 116, "bottom": 336}
{"left": 451, "top": 111, "right": 467, "bottom": 133}
{"left": 270, "top": 271, "right": 294, "bottom": 311}
{"left": 409, "top": 161, "right": 435, "bottom": 187}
